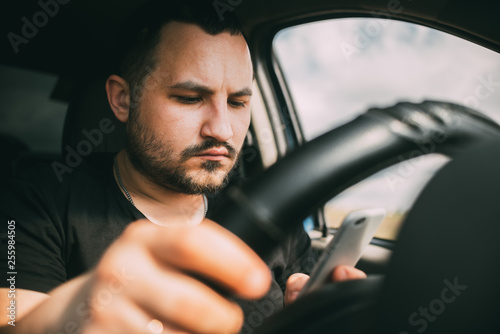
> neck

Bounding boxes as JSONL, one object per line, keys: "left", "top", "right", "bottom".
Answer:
{"left": 113, "top": 150, "right": 206, "bottom": 226}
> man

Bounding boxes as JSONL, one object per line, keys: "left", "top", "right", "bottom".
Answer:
{"left": 0, "top": 1, "right": 365, "bottom": 333}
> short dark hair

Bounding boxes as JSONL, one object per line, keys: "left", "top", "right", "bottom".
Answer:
{"left": 115, "top": 0, "right": 245, "bottom": 105}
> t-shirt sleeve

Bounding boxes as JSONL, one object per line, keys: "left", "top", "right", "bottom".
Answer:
{"left": 0, "top": 168, "right": 67, "bottom": 294}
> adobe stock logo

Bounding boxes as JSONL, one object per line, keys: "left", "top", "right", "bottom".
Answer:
{"left": 7, "top": 0, "right": 71, "bottom": 54}
{"left": 212, "top": 0, "right": 243, "bottom": 22}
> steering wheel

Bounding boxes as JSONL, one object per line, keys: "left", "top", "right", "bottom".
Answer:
{"left": 211, "top": 100, "right": 500, "bottom": 333}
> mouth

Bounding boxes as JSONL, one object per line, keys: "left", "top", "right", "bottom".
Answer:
{"left": 193, "top": 147, "right": 230, "bottom": 161}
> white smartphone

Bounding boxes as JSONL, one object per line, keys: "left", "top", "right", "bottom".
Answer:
{"left": 299, "top": 208, "right": 386, "bottom": 296}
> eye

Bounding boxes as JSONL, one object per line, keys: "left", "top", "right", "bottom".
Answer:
{"left": 228, "top": 100, "right": 246, "bottom": 108}
{"left": 173, "top": 96, "right": 202, "bottom": 104}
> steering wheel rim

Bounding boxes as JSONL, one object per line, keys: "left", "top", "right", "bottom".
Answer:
{"left": 213, "top": 100, "right": 500, "bottom": 259}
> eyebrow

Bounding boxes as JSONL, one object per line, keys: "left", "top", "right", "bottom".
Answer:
{"left": 230, "top": 87, "right": 253, "bottom": 97}
{"left": 169, "top": 80, "right": 252, "bottom": 97}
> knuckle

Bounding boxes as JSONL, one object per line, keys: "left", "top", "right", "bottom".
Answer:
{"left": 87, "top": 297, "right": 109, "bottom": 325}
{"left": 175, "top": 228, "right": 200, "bottom": 254}
{"left": 94, "top": 263, "right": 112, "bottom": 284}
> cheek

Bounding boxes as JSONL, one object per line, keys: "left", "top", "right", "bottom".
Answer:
{"left": 140, "top": 93, "right": 199, "bottom": 128}
{"left": 231, "top": 112, "right": 251, "bottom": 148}
{"left": 158, "top": 118, "right": 203, "bottom": 150}
{"left": 145, "top": 105, "right": 203, "bottom": 141}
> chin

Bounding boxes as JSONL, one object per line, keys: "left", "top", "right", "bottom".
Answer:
{"left": 194, "top": 169, "right": 228, "bottom": 185}
{"left": 185, "top": 168, "right": 229, "bottom": 193}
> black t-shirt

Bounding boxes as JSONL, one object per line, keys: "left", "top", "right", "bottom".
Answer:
{"left": 0, "top": 153, "right": 315, "bottom": 331}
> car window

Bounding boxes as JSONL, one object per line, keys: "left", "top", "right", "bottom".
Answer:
{"left": 0, "top": 64, "right": 67, "bottom": 154}
{"left": 273, "top": 18, "right": 500, "bottom": 240}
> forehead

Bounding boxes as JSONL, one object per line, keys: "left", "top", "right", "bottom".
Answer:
{"left": 153, "top": 21, "right": 253, "bottom": 89}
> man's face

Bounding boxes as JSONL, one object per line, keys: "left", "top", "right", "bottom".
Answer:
{"left": 126, "top": 22, "right": 253, "bottom": 195}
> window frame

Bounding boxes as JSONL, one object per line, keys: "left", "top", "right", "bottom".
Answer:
{"left": 252, "top": 12, "right": 500, "bottom": 152}
{"left": 249, "top": 11, "right": 500, "bottom": 238}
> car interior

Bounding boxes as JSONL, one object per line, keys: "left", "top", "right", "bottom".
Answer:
{"left": 1, "top": 0, "right": 500, "bottom": 332}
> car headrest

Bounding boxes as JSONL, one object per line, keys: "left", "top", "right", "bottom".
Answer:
{"left": 62, "top": 75, "right": 126, "bottom": 154}
{"left": 375, "top": 139, "right": 500, "bottom": 333}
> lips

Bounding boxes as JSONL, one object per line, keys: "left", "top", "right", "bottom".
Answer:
{"left": 198, "top": 147, "right": 229, "bottom": 156}
{"left": 180, "top": 141, "right": 237, "bottom": 163}
{"left": 193, "top": 147, "right": 230, "bottom": 161}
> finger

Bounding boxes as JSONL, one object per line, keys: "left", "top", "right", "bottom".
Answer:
{"left": 132, "top": 264, "right": 244, "bottom": 333}
{"left": 100, "top": 241, "right": 244, "bottom": 334}
{"left": 121, "top": 219, "right": 271, "bottom": 299}
{"left": 331, "top": 265, "right": 367, "bottom": 282}
{"left": 284, "top": 273, "right": 309, "bottom": 306}
{"left": 86, "top": 292, "right": 153, "bottom": 334}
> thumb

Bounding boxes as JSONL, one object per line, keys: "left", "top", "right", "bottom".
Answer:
{"left": 331, "top": 265, "right": 367, "bottom": 282}
{"left": 284, "top": 273, "right": 309, "bottom": 306}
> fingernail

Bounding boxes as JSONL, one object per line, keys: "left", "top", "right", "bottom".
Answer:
{"left": 337, "top": 267, "right": 348, "bottom": 281}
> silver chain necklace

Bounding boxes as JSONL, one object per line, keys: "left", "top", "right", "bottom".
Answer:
{"left": 113, "top": 156, "right": 208, "bottom": 219}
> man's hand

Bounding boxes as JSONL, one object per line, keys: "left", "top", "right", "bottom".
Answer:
{"left": 13, "top": 219, "right": 271, "bottom": 334}
{"left": 284, "top": 265, "right": 366, "bottom": 306}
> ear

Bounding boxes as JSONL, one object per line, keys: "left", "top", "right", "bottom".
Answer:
{"left": 106, "top": 75, "right": 130, "bottom": 123}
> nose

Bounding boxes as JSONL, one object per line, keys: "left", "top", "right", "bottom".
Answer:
{"left": 200, "top": 99, "right": 233, "bottom": 142}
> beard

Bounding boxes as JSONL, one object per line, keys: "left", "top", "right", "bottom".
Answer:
{"left": 125, "top": 109, "right": 239, "bottom": 195}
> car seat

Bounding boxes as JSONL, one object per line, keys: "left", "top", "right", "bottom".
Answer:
{"left": 62, "top": 75, "right": 126, "bottom": 154}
